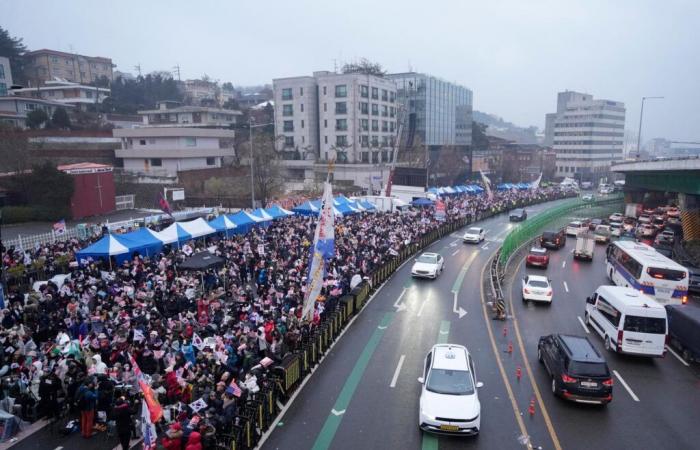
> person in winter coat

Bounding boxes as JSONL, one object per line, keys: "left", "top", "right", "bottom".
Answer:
{"left": 111, "top": 397, "right": 134, "bottom": 450}
{"left": 161, "top": 422, "right": 184, "bottom": 450}
{"left": 185, "top": 430, "right": 203, "bottom": 450}
{"left": 91, "top": 354, "right": 107, "bottom": 374}
{"left": 77, "top": 380, "right": 98, "bottom": 438}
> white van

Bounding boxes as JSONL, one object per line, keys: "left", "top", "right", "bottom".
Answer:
{"left": 566, "top": 220, "right": 588, "bottom": 237}
{"left": 584, "top": 286, "right": 667, "bottom": 357}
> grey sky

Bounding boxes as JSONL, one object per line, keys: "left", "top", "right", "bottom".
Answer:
{"left": 4, "top": 0, "right": 699, "bottom": 142}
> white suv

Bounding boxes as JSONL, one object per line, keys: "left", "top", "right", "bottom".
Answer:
{"left": 463, "top": 227, "right": 485, "bottom": 244}
{"left": 419, "top": 344, "right": 482, "bottom": 436}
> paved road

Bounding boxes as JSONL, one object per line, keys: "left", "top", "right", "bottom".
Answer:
{"left": 261, "top": 200, "right": 571, "bottom": 450}
{"left": 507, "top": 234, "right": 700, "bottom": 450}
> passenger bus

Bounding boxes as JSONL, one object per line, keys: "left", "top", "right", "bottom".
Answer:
{"left": 605, "top": 241, "right": 689, "bottom": 305}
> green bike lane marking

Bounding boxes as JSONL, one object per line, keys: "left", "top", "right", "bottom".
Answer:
{"left": 311, "top": 311, "right": 394, "bottom": 450}
{"left": 422, "top": 320, "right": 451, "bottom": 450}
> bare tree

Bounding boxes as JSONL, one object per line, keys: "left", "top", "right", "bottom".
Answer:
{"left": 0, "top": 125, "right": 32, "bottom": 176}
{"left": 341, "top": 58, "right": 386, "bottom": 77}
{"left": 249, "top": 131, "right": 284, "bottom": 206}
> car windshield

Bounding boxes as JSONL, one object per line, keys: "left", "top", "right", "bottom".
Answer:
{"left": 416, "top": 254, "right": 438, "bottom": 264}
{"left": 426, "top": 369, "right": 474, "bottom": 395}
{"left": 529, "top": 280, "right": 549, "bottom": 288}
{"left": 623, "top": 315, "right": 666, "bottom": 334}
{"left": 468, "top": 228, "right": 481, "bottom": 234}
{"left": 568, "top": 222, "right": 581, "bottom": 227}
{"left": 568, "top": 361, "right": 609, "bottom": 377}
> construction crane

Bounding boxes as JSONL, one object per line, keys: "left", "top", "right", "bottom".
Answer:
{"left": 383, "top": 104, "right": 405, "bottom": 197}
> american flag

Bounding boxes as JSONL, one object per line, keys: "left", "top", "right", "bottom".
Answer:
{"left": 226, "top": 379, "right": 242, "bottom": 398}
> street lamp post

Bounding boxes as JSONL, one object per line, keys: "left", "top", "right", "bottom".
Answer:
{"left": 636, "top": 96, "right": 664, "bottom": 159}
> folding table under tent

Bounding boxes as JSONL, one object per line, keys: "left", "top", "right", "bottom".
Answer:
{"left": 208, "top": 215, "right": 238, "bottom": 237}
{"left": 266, "top": 204, "right": 295, "bottom": 219}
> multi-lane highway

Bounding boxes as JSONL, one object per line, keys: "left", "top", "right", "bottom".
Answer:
{"left": 261, "top": 199, "right": 576, "bottom": 450}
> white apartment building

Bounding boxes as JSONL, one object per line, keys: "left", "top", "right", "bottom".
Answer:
{"left": 0, "top": 56, "right": 13, "bottom": 96}
{"left": 12, "top": 80, "right": 110, "bottom": 111}
{"left": 273, "top": 71, "right": 398, "bottom": 189}
{"left": 137, "top": 101, "right": 241, "bottom": 128}
{"left": 0, "top": 95, "right": 72, "bottom": 128}
{"left": 113, "top": 127, "right": 236, "bottom": 176}
{"left": 544, "top": 91, "right": 625, "bottom": 182}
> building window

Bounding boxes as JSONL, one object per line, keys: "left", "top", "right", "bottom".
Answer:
{"left": 371, "top": 136, "right": 379, "bottom": 147}
{"left": 382, "top": 121, "right": 388, "bottom": 132}
{"left": 283, "top": 120, "right": 294, "bottom": 132}
{"left": 372, "top": 120, "right": 379, "bottom": 132}
{"left": 371, "top": 104, "right": 378, "bottom": 116}
{"left": 336, "top": 135, "right": 348, "bottom": 147}
{"left": 323, "top": 86, "right": 327, "bottom": 95}
{"left": 390, "top": 107, "right": 395, "bottom": 118}
{"left": 390, "top": 92, "right": 395, "bottom": 103}
{"left": 381, "top": 105, "right": 388, "bottom": 117}
{"left": 324, "top": 119, "right": 328, "bottom": 128}
{"left": 360, "top": 135, "right": 369, "bottom": 148}
{"left": 360, "top": 85, "right": 369, "bottom": 98}
{"left": 0, "top": 82, "right": 6, "bottom": 96}
{"left": 361, "top": 119, "right": 369, "bottom": 131}
{"left": 139, "top": 139, "right": 147, "bottom": 145}
{"left": 324, "top": 136, "right": 328, "bottom": 144}
{"left": 299, "top": 87, "right": 304, "bottom": 96}
{"left": 361, "top": 151, "right": 369, "bottom": 163}
{"left": 335, "top": 85, "right": 347, "bottom": 98}
{"left": 301, "top": 119, "right": 305, "bottom": 129}
{"left": 372, "top": 151, "right": 379, "bottom": 163}
{"left": 284, "top": 136, "right": 294, "bottom": 147}
{"left": 324, "top": 103, "right": 327, "bottom": 112}
{"left": 381, "top": 150, "right": 388, "bottom": 162}
{"left": 281, "top": 88, "right": 292, "bottom": 100}
{"left": 0, "top": 64, "right": 5, "bottom": 79}
{"left": 185, "top": 137, "right": 196, "bottom": 146}
{"left": 300, "top": 103, "right": 304, "bottom": 112}
{"left": 151, "top": 158, "right": 162, "bottom": 166}
{"left": 381, "top": 136, "right": 389, "bottom": 147}
{"left": 206, "top": 157, "right": 216, "bottom": 166}
{"left": 381, "top": 89, "right": 388, "bottom": 101}
{"left": 282, "top": 104, "right": 293, "bottom": 116}
{"left": 336, "top": 119, "right": 348, "bottom": 131}
{"left": 371, "top": 87, "right": 378, "bottom": 100}
{"left": 335, "top": 102, "right": 347, "bottom": 114}
{"left": 359, "top": 102, "right": 369, "bottom": 114}
{"left": 390, "top": 122, "right": 395, "bottom": 132}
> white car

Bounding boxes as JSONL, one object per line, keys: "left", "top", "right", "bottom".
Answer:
{"left": 418, "top": 344, "right": 482, "bottom": 436}
{"left": 463, "top": 227, "right": 485, "bottom": 244}
{"left": 609, "top": 213, "right": 624, "bottom": 222}
{"left": 521, "top": 275, "right": 553, "bottom": 303}
{"left": 566, "top": 220, "right": 588, "bottom": 237}
{"left": 582, "top": 194, "right": 594, "bottom": 201}
{"left": 411, "top": 252, "right": 444, "bottom": 279}
{"left": 609, "top": 222, "right": 622, "bottom": 237}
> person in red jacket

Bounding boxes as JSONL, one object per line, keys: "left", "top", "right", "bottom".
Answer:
{"left": 185, "top": 430, "right": 203, "bottom": 450}
{"left": 161, "top": 422, "right": 183, "bottom": 450}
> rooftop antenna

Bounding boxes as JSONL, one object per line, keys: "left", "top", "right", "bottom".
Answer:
{"left": 173, "top": 64, "right": 181, "bottom": 81}
{"left": 134, "top": 63, "right": 142, "bottom": 77}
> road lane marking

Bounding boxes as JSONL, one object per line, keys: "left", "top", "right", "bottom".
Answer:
{"left": 562, "top": 260, "right": 566, "bottom": 268}
{"left": 437, "top": 320, "right": 451, "bottom": 344}
{"left": 390, "top": 355, "right": 406, "bottom": 388}
{"left": 393, "top": 288, "right": 408, "bottom": 312}
{"left": 478, "top": 259, "right": 534, "bottom": 450}
{"left": 481, "top": 243, "right": 489, "bottom": 249}
{"left": 311, "top": 312, "right": 394, "bottom": 450}
{"left": 451, "top": 252, "right": 478, "bottom": 319}
{"left": 452, "top": 249, "right": 461, "bottom": 256}
{"left": 577, "top": 316, "right": 590, "bottom": 334}
{"left": 417, "top": 293, "right": 431, "bottom": 317}
{"left": 421, "top": 321, "right": 452, "bottom": 450}
{"left": 666, "top": 345, "right": 690, "bottom": 367}
{"left": 331, "top": 409, "right": 345, "bottom": 416}
{"left": 613, "top": 369, "right": 640, "bottom": 402}
{"left": 563, "top": 281, "right": 569, "bottom": 293}
{"left": 508, "top": 253, "right": 563, "bottom": 450}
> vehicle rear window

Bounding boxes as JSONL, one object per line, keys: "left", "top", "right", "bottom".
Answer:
{"left": 647, "top": 267, "right": 686, "bottom": 281}
{"left": 529, "top": 280, "right": 549, "bottom": 288}
{"left": 568, "top": 361, "right": 609, "bottom": 377}
{"left": 623, "top": 315, "right": 666, "bottom": 334}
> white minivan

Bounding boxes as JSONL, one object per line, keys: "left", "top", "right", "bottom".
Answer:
{"left": 584, "top": 286, "right": 667, "bottom": 357}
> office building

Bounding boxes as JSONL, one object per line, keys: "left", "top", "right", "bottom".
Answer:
{"left": 0, "top": 57, "right": 13, "bottom": 96}
{"left": 23, "top": 49, "right": 114, "bottom": 86}
{"left": 544, "top": 91, "right": 625, "bottom": 182}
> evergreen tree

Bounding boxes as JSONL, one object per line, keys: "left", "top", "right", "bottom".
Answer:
{"left": 0, "top": 26, "right": 27, "bottom": 84}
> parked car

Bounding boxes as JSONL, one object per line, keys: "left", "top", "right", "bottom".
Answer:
{"left": 509, "top": 209, "right": 527, "bottom": 222}
{"left": 588, "top": 218, "right": 603, "bottom": 230}
{"left": 637, "top": 223, "right": 656, "bottom": 238}
{"left": 541, "top": 229, "right": 567, "bottom": 249}
{"left": 522, "top": 275, "right": 553, "bottom": 304}
{"left": 526, "top": 247, "right": 550, "bottom": 268}
{"left": 411, "top": 253, "right": 445, "bottom": 279}
{"left": 582, "top": 194, "right": 595, "bottom": 201}
{"left": 538, "top": 334, "right": 613, "bottom": 405}
{"left": 463, "top": 227, "right": 486, "bottom": 244}
{"left": 652, "top": 216, "right": 666, "bottom": 231}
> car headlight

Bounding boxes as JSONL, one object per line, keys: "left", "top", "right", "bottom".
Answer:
{"left": 420, "top": 410, "right": 436, "bottom": 421}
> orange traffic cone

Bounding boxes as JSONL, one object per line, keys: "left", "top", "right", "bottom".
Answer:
{"left": 516, "top": 366, "right": 522, "bottom": 381}
{"left": 528, "top": 397, "right": 536, "bottom": 416}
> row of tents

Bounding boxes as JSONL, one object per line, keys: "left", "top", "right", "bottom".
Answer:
{"left": 426, "top": 185, "right": 486, "bottom": 196}
{"left": 76, "top": 197, "right": 377, "bottom": 266}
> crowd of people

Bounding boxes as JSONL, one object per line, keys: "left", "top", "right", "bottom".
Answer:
{"left": 0, "top": 186, "right": 567, "bottom": 449}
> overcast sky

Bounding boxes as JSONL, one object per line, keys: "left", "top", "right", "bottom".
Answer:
{"left": 4, "top": 0, "right": 699, "bottom": 142}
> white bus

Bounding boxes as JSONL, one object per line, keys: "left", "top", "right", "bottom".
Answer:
{"left": 605, "top": 241, "right": 689, "bottom": 305}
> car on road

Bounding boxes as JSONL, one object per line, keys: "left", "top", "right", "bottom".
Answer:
{"left": 588, "top": 218, "right": 603, "bottom": 230}
{"left": 462, "top": 227, "right": 486, "bottom": 244}
{"left": 522, "top": 275, "right": 553, "bottom": 304}
{"left": 609, "top": 213, "right": 624, "bottom": 222}
{"left": 585, "top": 286, "right": 668, "bottom": 357}
{"left": 637, "top": 214, "right": 651, "bottom": 224}
{"left": 652, "top": 215, "right": 666, "bottom": 231}
{"left": 637, "top": 223, "right": 656, "bottom": 238}
{"left": 526, "top": 247, "right": 550, "bottom": 268}
{"left": 594, "top": 225, "right": 612, "bottom": 244}
{"left": 654, "top": 229, "right": 675, "bottom": 246}
{"left": 667, "top": 206, "right": 680, "bottom": 218}
{"left": 509, "top": 209, "right": 527, "bottom": 222}
{"left": 609, "top": 221, "right": 622, "bottom": 237}
{"left": 581, "top": 193, "right": 595, "bottom": 201}
{"left": 540, "top": 229, "right": 566, "bottom": 249}
{"left": 418, "top": 344, "right": 482, "bottom": 436}
{"left": 538, "top": 334, "right": 613, "bottom": 405}
{"left": 574, "top": 231, "right": 595, "bottom": 261}
{"left": 687, "top": 266, "right": 700, "bottom": 295}
{"left": 411, "top": 253, "right": 444, "bottom": 279}
{"left": 566, "top": 220, "right": 589, "bottom": 237}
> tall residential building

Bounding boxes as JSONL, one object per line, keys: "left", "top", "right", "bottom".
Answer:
{"left": 544, "top": 91, "right": 625, "bottom": 182}
{"left": 387, "top": 73, "right": 472, "bottom": 150}
{"left": 23, "top": 49, "right": 114, "bottom": 86}
{"left": 0, "top": 57, "right": 13, "bottom": 96}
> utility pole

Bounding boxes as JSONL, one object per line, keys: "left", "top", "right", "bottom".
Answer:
{"left": 635, "top": 96, "right": 664, "bottom": 159}
{"left": 173, "top": 64, "right": 181, "bottom": 81}
{"left": 134, "top": 64, "right": 142, "bottom": 77}
{"left": 249, "top": 116, "right": 255, "bottom": 209}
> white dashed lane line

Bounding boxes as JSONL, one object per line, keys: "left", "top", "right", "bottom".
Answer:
{"left": 665, "top": 345, "right": 690, "bottom": 367}
{"left": 390, "top": 355, "right": 406, "bottom": 388}
{"left": 613, "top": 369, "right": 640, "bottom": 402}
{"left": 563, "top": 281, "right": 569, "bottom": 293}
{"left": 577, "top": 316, "right": 590, "bottom": 333}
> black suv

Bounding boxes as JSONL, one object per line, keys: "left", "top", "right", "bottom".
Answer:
{"left": 537, "top": 334, "right": 613, "bottom": 405}
{"left": 540, "top": 229, "right": 566, "bottom": 250}
{"left": 509, "top": 209, "right": 527, "bottom": 222}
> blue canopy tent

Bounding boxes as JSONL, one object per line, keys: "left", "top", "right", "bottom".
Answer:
{"left": 411, "top": 197, "right": 434, "bottom": 207}
{"left": 292, "top": 200, "right": 320, "bottom": 216}
{"left": 75, "top": 234, "right": 133, "bottom": 268}
{"left": 336, "top": 202, "right": 359, "bottom": 215}
{"left": 119, "top": 228, "right": 164, "bottom": 256}
{"left": 359, "top": 199, "right": 377, "bottom": 210}
{"left": 208, "top": 215, "right": 238, "bottom": 237}
{"left": 266, "top": 204, "right": 295, "bottom": 219}
{"left": 469, "top": 184, "right": 484, "bottom": 193}
{"left": 158, "top": 222, "right": 193, "bottom": 246}
{"left": 251, "top": 208, "right": 274, "bottom": 222}
{"left": 334, "top": 194, "right": 351, "bottom": 205}
{"left": 427, "top": 187, "right": 440, "bottom": 196}
{"left": 229, "top": 211, "right": 263, "bottom": 234}
{"left": 517, "top": 182, "right": 530, "bottom": 190}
